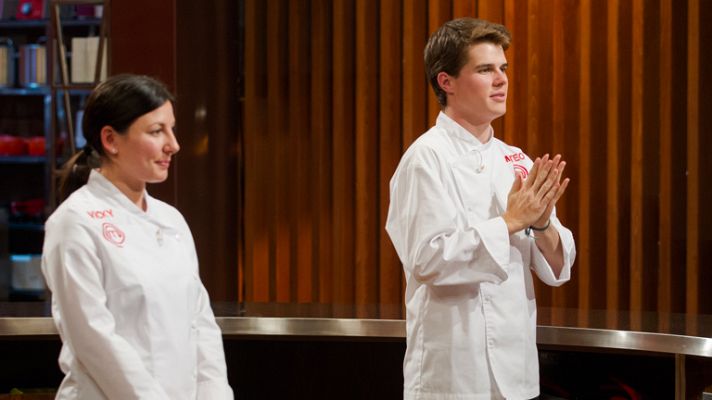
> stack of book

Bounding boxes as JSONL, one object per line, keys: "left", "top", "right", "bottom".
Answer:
{"left": 71, "top": 36, "right": 107, "bottom": 83}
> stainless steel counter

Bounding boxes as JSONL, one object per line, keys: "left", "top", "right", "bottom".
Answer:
{"left": 2, "top": 316, "right": 711, "bottom": 358}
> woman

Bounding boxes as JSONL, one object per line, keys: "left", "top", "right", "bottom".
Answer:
{"left": 42, "top": 74, "right": 234, "bottom": 399}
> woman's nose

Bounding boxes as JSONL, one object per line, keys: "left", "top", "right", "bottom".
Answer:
{"left": 165, "top": 129, "right": 180, "bottom": 154}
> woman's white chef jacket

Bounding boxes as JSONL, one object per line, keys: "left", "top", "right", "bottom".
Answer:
{"left": 386, "top": 112, "right": 576, "bottom": 400}
{"left": 42, "top": 170, "right": 234, "bottom": 400}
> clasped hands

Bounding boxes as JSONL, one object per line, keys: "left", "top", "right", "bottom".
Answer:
{"left": 502, "top": 154, "right": 570, "bottom": 235}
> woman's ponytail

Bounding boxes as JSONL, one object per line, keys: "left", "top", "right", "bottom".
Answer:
{"left": 57, "top": 145, "right": 101, "bottom": 203}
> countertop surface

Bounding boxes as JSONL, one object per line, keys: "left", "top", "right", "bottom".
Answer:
{"left": 2, "top": 301, "right": 712, "bottom": 357}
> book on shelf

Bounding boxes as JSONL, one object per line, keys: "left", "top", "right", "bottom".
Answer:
{"left": 71, "top": 36, "right": 107, "bottom": 84}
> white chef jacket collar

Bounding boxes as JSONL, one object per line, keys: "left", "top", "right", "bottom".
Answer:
{"left": 87, "top": 170, "right": 169, "bottom": 227}
{"left": 436, "top": 111, "right": 495, "bottom": 151}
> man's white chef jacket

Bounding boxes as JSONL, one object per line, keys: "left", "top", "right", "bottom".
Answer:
{"left": 42, "top": 170, "right": 234, "bottom": 400}
{"left": 386, "top": 112, "right": 576, "bottom": 400}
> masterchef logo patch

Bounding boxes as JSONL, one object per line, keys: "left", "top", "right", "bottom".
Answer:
{"left": 102, "top": 222, "right": 126, "bottom": 247}
{"left": 504, "top": 152, "right": 529, "bottom": 179}
{"left": 513, "top": 164, "right": 529, "bottom": 179}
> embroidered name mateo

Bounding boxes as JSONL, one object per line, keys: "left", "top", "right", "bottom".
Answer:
{"left": 504, "top": 153, "right": 525, "bottom": 163}
{"left": 87, "top": 209, "right": 114, "bottom": 219}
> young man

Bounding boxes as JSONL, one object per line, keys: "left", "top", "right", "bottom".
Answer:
{"left": 386, "top": 18, "right": 576, "bottom": 399}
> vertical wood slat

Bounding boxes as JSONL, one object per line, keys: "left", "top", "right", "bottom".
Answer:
{"left": 402, "top": 1, "right": 428, "bottom": 317}
{"left": 549, "top": 0, "right": 580, "bottom": 325}
{"left": 477, "top": 0, "right": 503, "bottom": 22}
{"left": 686, "top": 0, "right": 700, "bottom": 336}
{"left": 402, "top": 1, "right": 428, "bottom": 149}
{"left": 453, "top": 0, "right": 475, "bottom": 17}
{"left": 502, "top": 0, "right": 518, "bottom": 145}
{"left": 332, "top": 0, "right": 356, "bottom": 317}
{"left": 267, "top": 0, "right": 290, "bottom": 303}
{"left": 629, "top": 0, "right": 644, "bottom": 331}
{"left": 526, "top": 0, "right": 554, "bottom": 319}
{"left": 289, "top": 0, "right": 313, "bottom": 303}
{"left": 658, "top": 0, "right": 673, "bottom": 333}
{"left": 312, "top": 0, "right": 333, "bottom": 307}
{"left": 550, "top": 0, "right": 566, "bottom": 325}
{"left": 606, "top": 0, "right": 620, "bottom": 329}
{"left": 427, "top": 0, "right": 452, "bottom": 125}
{"left": 355, "top": 0, "right": 379, "bottom": 318}
{"left": 577, "top": 0, "right": 592, "bottom": 326}
{"left": 526, "top": 0, "right": 540, "bottom": 154}
{"left": 379, "top": 0, "right": 404, "bottom": 319}
{"left": 244, "top": 0, "right": 269, "bottom": 302}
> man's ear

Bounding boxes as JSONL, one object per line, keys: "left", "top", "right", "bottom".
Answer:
{"left": 436, "top": 71, "right": 454, "bottom": 95}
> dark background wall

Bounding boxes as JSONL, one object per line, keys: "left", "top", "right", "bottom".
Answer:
{"left": 111, "top": 0, "right": 240, "bottom": 302}
{"left": 111, "top": 0, "right": 712, "bottom": 336}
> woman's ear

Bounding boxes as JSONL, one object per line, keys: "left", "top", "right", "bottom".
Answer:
{"left": 100, "top": 126, "right": 119, "bottom": 155}
{"left": 437, "top": 71, "right": 454, "bottom": 95}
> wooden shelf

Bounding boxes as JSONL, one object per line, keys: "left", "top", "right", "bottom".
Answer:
{"left": 0, "top": 18, "right": 101, "bottom": 29}
{"left": 0, "top": 156, "right": 46, "bottom": 164}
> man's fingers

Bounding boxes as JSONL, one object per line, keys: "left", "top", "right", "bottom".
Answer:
{"left": 509, "top": 171, "right": 523, "bottom": 194}
{"left": 536, "top": 164, "right": 560, "bottom": 199}
{"left": 557, "top": 160, "right": 567, "bottom": 180}
{"left": 530, "top": 155, "right": 552, "bottom": 191}
{"left": 524, "top": 157, "right": 542, "bottom": 189}
{"left": 552, "top": 178, "right": 570, "bottom": 203}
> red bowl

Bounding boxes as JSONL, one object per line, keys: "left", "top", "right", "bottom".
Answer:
{"left": 26, "top": 136, "right": 46, "bottom": 156}
{"left": 0, "top": 134, "right": 28, "bottom": 156}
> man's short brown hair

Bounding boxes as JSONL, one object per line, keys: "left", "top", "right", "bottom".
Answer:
{"left": 424, "top": 18, "right": 511, "bottom": 107}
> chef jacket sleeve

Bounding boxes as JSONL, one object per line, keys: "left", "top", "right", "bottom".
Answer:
{"left": 42, "top": 220, "right": 172, "bottom": 400}
{"left": 194, "top": 281, "right": 234, "bottom": 399}
{"left": 529, "top": 210, "right": 576, "bottom": 286}
{"left": 516, "top": 152, "right": 576, "bottom": 286}
{"left": 179, "top": 228, "right": 234, "bottom": 400}
{"left": 386, "top": 149, "right": 510, "bottom": 287}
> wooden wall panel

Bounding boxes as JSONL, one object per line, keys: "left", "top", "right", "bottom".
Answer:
{"left": 699, "top": 0, "right": 712, "bottom": 319}
{"left": 402, "top": 0, "right": 428, "bottom": 149}
{"left": 427, "top": 0, "right": 452, "bottom": 124}
{"left": 354, "top": 0, "right": 380, "bottom": 318}
{"left": 658, "top": 0, "right": 672, "bottom": 333}
{"left": 686, "top": 0, "right": 699, "bottom": 335}
{"left": 379, "top": 0, "right": 404, "bottom": 319}
{"left": 630, "top": 0, "right": 644, "bottom": 331}
{"left": 605, "top": 0, "right": 621, "bottom": 329}
{"left": 244, "top": 0, "right": 268, "bottom": 303}
{"left": 331, "top": 0, "right": 356, "bottom": 317}
{"left": 312, "top": 0, "right": 333, "bottom": 309}
{"left": 577, "top": 0, "right": 591, "bottom": 326}
{"left": 289, "top": 0, "right": 313, "bottom": 304}
{"left": 241, "top": 0, "right": 712, "bottom": 326}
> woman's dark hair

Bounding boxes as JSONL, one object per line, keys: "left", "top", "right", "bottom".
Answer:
{"left": 58, "top": 74, "right": 175, "bottom": 201}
